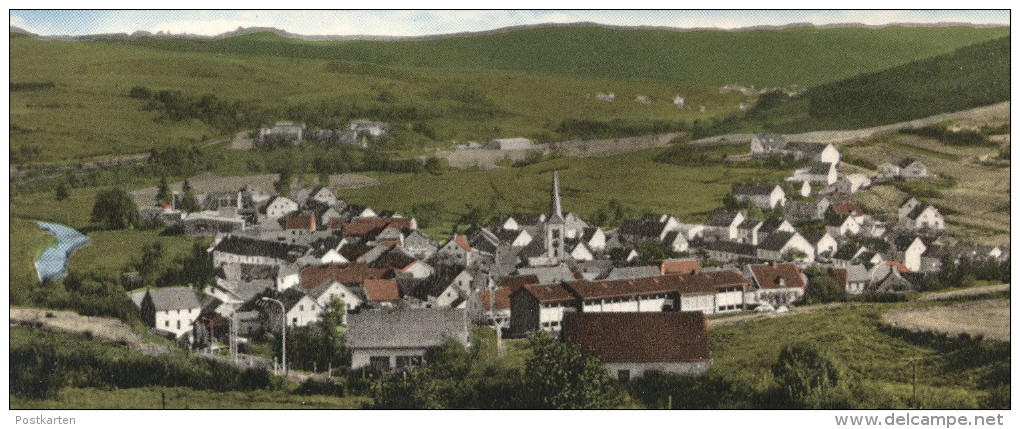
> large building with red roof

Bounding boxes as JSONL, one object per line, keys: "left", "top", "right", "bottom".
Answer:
{"left": 563, "top": 312, "right": 711, "bottom": 381}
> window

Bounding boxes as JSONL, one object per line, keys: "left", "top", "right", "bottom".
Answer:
{"left": 617, "top": 369, "right": 631, "bottom": 382}
{"left": 176, "top": 320, "right": 181, "bottom": 329}
{"left": 396, "top": 355, "right": 424, "bottom": 369}
{"left": 292, "top": 317, "right": 298, "bottom": 324}
{"left": 370, "top": 356, "right": 391, "bottom": 371}
{"left": 299, "top": 305, "right": 304, "bottom": 311}
{"left": 165, "top": 320, "right": 170, "bottom": 327}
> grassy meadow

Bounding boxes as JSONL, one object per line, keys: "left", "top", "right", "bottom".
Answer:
{"left": 108, "top": 25, "right": 1009, "bottom": 87}
{"left": 9, "top": 218, "right": 56, "bottom": 303}
{"left": 11, "top": 386, "right": 371, "bottom": 409}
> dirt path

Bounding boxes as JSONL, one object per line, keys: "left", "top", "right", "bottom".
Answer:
{"left": 439, "top": 132, "right": 682, "bottom": 169}
{"left": 917, "top": 284, "right": 1010, "bottom": 302}
{"left": 690, "top": 102, "right": 1010, "bottom": 147}
{"left": 130, "top": 172, "right": 380, "bottom": 207}
{"left": 709, "top": 302, "right": 849, "bottom": 327}
{"left": 10, "top": 307, "right": 171, "bottom": 356}
{"left": 882, "top": 299, "right": 1009, "bottom": 342}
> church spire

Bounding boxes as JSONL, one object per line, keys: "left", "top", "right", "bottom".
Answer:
{"left": 548, "top": 170, "right": 564, "bottom": 222}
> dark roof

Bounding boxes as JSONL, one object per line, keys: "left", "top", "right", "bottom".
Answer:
{"left": 832, "top": 244, "right": 864, "bottom": 260}
{"left": 800, "top": 230, "right": 829, "bottom": 243}
{"left": 279, "top": 288, "right": 309, "bottom": 312}
{"left": 146, "top": 286, "right": 201, "bottom": 312}
{"left": 563, "top": 312, "right": 711, "bottom": 363}
{"left": 566, "top": 275, "right": 682, "bottom": 300}
{"left": 213, "top": 236, "right": 308, "bottom": 262}
{"left": 703, "top": 240, "right": 756, "bottom": 255}
{"left": 705, "top": 210, "right": 742, "bottom": 227}
{"left": 603, "top": 265, "right": 661, "bottom": 281}
{"left": 617, "top": 218, "right": 668, "bottom": 238}
{"left": 519, "top": 283, "right": 576, "bottom": 304}
{"left": 829, "top": 268, "right": 849, "bottom": 290}
{"left": 758, "top": 231, "right": 796, "bottom": 251}
{"left": 345, "top": 308, "right": 469, "bottom": 349}
{"left": 905, "top": 203, "right": 937, "bottom": 220}
{"left": 786, "top": 142, "right": 829, "bottom": 154}
{"left": 299, "top": 263, "right": 390, "bottom": 289}
{"left": 805, "top": 162, "right": 835, "bottom": 175}
{"left": 678, "top": 271, "right": 748, "bottom": 295}
{"left": 500, "top": 274, "right": 540, "bottom": 293}
{"left": 341, "top": 217, "right": 414, "bottom": 238}
{"left": 748, "top": 263, "right": 806, "bottom": 290}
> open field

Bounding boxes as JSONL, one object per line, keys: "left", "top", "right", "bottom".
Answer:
{"left": 67, "top": 229, "right": 198, "bottom": 275}
{"left": 918, "top": 284, "right": 1010, "bottom": 302}
{"left": 882, "top": 299, "right": 1009, "bottom": 342}
{"left": 11, "top": 33, "right": 744, "bottom": 166}
{"left": 129, "top": 172, "right": 379, "bottom": 208}
{"left": 9, "top": 219, "right": 56, "bottom": 302}
{"left": 709, "top": 302, "right": 1006, "bottom": 409}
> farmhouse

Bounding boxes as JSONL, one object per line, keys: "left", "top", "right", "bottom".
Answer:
{"left": 563, "top": 312, "right": 711, "bottom": 381}
{"left": 509, "top": 283, "right": 578, "bottom": 335}
{"left": 897, "top": 201, "right": 944, "bottom": 233}
{"left": 346, "top": 308, "right": 470, "bottom": 371}
{"left": 756, "top": 231, "right": 814, "bottom": 262}
{"left": 210, "top": 235, "right": 308, "bottom": 268}
{"left": 750, "top": 133, "right": 787, "bottom": 157}
{"left": 732, "top": 184, "right": 786, "bottom": 210}
{"left": 140, "top": 286, "right": 202, "bottom": 339}
{"left": 746, "top": 263, "right": 807, "bottom": 307}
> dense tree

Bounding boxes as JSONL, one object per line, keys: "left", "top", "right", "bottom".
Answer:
{"left": 54, "top": 180, "right": 69, "bottom": 201}
{"left": 179, "top": 179, "right": 200, "bottom": 213}
{"left": 523, "top": 333, "right": 622, "bottom": 409}
{"left": 802, "top": 267, "right": 847, "bottom": 304}
{"left": 155, "top": 175, "right": 171, "bottom": 206}
{"left": 91, "top": 187, "right": 139, "bottom": 230}
{"left": 771, "top": 344, "right": 844, "bottom": 408}
{"left": 637, "top": 240, "right": 678, "bottom": 265}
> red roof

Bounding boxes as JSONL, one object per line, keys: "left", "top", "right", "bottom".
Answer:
{"left": 300, "top": 263, "right": 390, "bottom": 289}
{"left": 477, "top": 287, "right": 512, "bottom": 311}
{"left": 501, "top": 275, "right": 540, "bottom": 293}
{"left": 454, "top": 234, "right": 472, "bottom": 252}
{"left": 748, "top": 263, "right": 806, "bottom": 290}
{"left": 563, "top": 312, "right": 711, "bottom": 363}
{"left": 364, "top": 279, "right": 401, "bottom": 302}
{"left": 678, "top": 271, "right": 748, "bottom": 295}
{"left": 342, "top": 217, "right": 413, "bottom": 237}
{"left": 886, "top": 260, "right": 910, "bottom": 274}
{"left": 520, "top": 284, "right": 576, "bottom": 304}
{"left": 566, "top": 275, "right": 684, "bottom": 300}
{"left": 286, "top": 214, "right": 316, "bottom": 231}
{"left": 661, "top": 258, "right": 703, "bottom": 276}
{"left": 833, "top": 201, "right": 864, "bottom": 217}
{"left": 829, "top": 267, "right": 849, "bottom": 289}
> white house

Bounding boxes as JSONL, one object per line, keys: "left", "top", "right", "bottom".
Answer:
{"left": 510, "top": 284, "right": 578, "bottom": 335}
{"left": 895, "top": 236, "right": 928, "bottom": 273}
{"left": 263, "top": 196, "right": 299, "bottom": 222}
{"left": 747, "top": 263, "right": 807, "bottom": 307}
{"left": 790, "top": 162, "right": 839, "bottom": 186}
{"left": 756, "top": 231, "right": 815, "bottom": 262}
{"left": 704, "top": 210, "right": 746, "bottom": 241}
{"left": 733, "top": 184, "right": 786, "bottom": 210}
{"left": 306, "top": 281, "right": 363, "bottom": 313}
{"left": 750, "top": 133, "right": 787, "bottom": 157}
{"left": 570, "top": 242, "right": 595, "bottom": 261}
{"left": 898, "top": 202, "right": 944, "bottom": 233}
{"left": 835, "top": 174, "right": 872, "bottom": 194}
{"left": 786, "top": 142, "right": 841, "bottom": 164}
{"left": 878, "top": 162, "right": 901, "bottom": 179}
{"left": 827, "top": 215, "right": 862, "bottom": 237}
{"left": 346, "top": 309, "right": 470, "bottom": 371}
{"left": 140, "top": 286, "right": 202, "bottom": 339}
{"left": 279, "top": 289, "right": 323, "bottom": 328}
{"left": 802, "top": 231, "right": 838, "bottom": 258}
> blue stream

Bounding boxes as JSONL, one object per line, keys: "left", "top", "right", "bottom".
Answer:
{"left": 34, "top": 221, "right": 90, "bottom": 282}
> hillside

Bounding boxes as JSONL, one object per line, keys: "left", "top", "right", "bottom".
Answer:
{"left": 705, "top": 35, "right": 1011, "bottom": 134}
{"left": 102, "top": 24, "right": 1010, "bottom": 87}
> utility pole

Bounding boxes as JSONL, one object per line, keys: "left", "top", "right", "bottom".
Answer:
{"left": 229, "top": 311, "right": 238, "bottom": 361}
{"left": 488, "top": 275, "right": 504, "bottom": 357}
{"left": 261, "top": 297, "right": 287, "bottom": 375}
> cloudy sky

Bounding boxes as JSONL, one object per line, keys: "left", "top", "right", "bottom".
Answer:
{"left": 9, "top": 10, "right": 1010, "bottom": 37}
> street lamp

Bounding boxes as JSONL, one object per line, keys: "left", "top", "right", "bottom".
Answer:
{"left": 260, "top": 297, "right": 286, "bottom": 375}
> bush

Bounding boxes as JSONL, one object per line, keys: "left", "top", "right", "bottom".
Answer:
{"left": 770, "top": 344, "right": 846, "bottom": 408}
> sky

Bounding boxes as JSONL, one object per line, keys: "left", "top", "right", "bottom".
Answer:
{"left": 9, "top": 10, "right": 1011, "bottom": 38}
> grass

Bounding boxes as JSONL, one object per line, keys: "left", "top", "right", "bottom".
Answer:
{"left": 106, "top": 25, "right": 1009, "bottom": 87}
{"left": 10, "top": 386, "right": 371, "bottom": 409}
{"left": 707, "top": 302, "right": 1004, "bottom": 409}
{"left": 9, "top": 218, "right": 56, "bottom": 302}
{"left": 10, "top": 33, "right": 744, "bottom": 166}
{"left": 335, "top": 147, "right": 788, "bottom": 241}
{"left": 10, "top": 186, "right": 108, "bottom": 230}
{"left": 67, "top": 229, "right": 199, "bottom": 275}
{"left": 706, "top": 35, "right": 1010, "bottom": 134}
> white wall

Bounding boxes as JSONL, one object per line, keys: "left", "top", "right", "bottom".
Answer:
{"left": 606, "top": 361, "right": 710, "bottom": 380}
{"left": 155, "top": 308, "right": 200, "bottom": 338}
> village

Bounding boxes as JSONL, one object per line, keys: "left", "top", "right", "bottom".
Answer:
{"left": 126, "top": 129, "right": 1009, "bottom": 382}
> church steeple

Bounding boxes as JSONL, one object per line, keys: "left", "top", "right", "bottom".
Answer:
{"left": 548, "top": 170, "right": 564, "bottom": 223}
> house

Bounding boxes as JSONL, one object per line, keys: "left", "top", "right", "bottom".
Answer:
{"left": 569, "top": 275, "right": 682, "bottom": 314}
{"left": 617, "top": 215, "right": 683, "bottom": 244}
{"left": 660, "top": 258, "right": 702, "bottom": 276}
{"left": 210, "top": 236, "right": 308, "bottom": 268}
{"left": 786, "top": 142, "right": 841, "bottom": 164}
{"left": 796, "top": 180, "right": 812, "bottom": 198}
{"left": 832, "top": 201, "right": 865, "bottom": 217}
{"left": 257, "top": 122, "right": 305, "bottom": 144}
{"left": 747, "top": 263, "right": 807, "bottom": 307}
{"left": 364, "top": 279, "right": 401, "bottom": 307}
{"left": 736, "top": 219, "right": 763, "bottom": 245}
{"left": 878, "top": 162, "right": 901, "bottom": 179}
{"left": 299, "top": 263, "right": 390, "bottom": 290}
{"left": 563, "top": 312, "right": 711, "bottom": 381}
{"left": 661, "top": 230, "right": 690, "bottom": 253}
{"left": 181, "top": 211, "right": 246, "bottom": 236}
{"left": 702, "top": 241, "right": 757, "bottom": 263}
{"left": 756, "top": 231, "right": 814, "bottom": 262}
{"left": 509, "top": 283, "right": 578, "bottom": 335}
{"left": 305, "top": 281, "right": 363, "bottom": 313}
{"left": 436, "top": 234, "right": 475, "bottom": 266}
{"left": 830, "top": 244, "right": 867, "bottom": 267}
{"left": 897, "top": 202, "right": 945, "bottom": 233}
{"left": 602, "top": 265, "right": 661, "bottom": 281}
{"left": 802, "top": 230, "right": 838, "bottom": 259}
{"left": 790, "top": 162, "right": 839, "bottom": 186}
{"left": 140, "top": 286, "right": 202, "bottom": 339}
{"left": 733, "top": 184, "right": 786, "bottom": 210}
{"left": 348, "top": 119, "right": 390, "bottom": 144}
{"left": 346, "top": 308, "right": 470, "bottom": 371}
{"left": 516, "top": 263, "right": 576, "bottom": 285}
{"left": 704, "top": 210, "right": 746, "bottom": 241}
{"left": 826, "top": 215, "right": 861, "bottom": 238}
{"left": 750, "top": 133, "right": 787, "bottom": 157}
{"left": 868, "top": 263, "right": 915, "bottom": 293}
{"left": 278, "top": 288, "right": 322, "bottom": 328}
{"left": 403, "top": 230, "right": 439, "bottom": 260}
{"left": 487, "top": 137, "right": 535, "bottom": 150}
{"left": 784, "top": 197, "right": 830, "bottom": 222}
{"left": 894, "top": 236, "right": 927, "bottom": 272}
{"left": 262, "top": 196, "right": 299, "bottom": 222}
{"left": 834, "top": 174, "right": 872, "bottom": 194}
{"left": 674, "top": 271, "right": 750, "bottom": 314}
{"left": 898, "top": 159, "right": 929, "bottom": 179}
{"left": 569, "top": 242, "right": 595, "bottom": 262}
{"left": 476, "top": 287, "right": 512, "bottom": 329}
{"left": 843, "top": 264, "right": 871, "bottom": 294}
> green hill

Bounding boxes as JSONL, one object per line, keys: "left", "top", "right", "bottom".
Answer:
{"left": 702, "top": 35, "right": 1011, "bottom": 134}
{"left": 106, "top": 24, "right": 1010, "bottom": 87}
